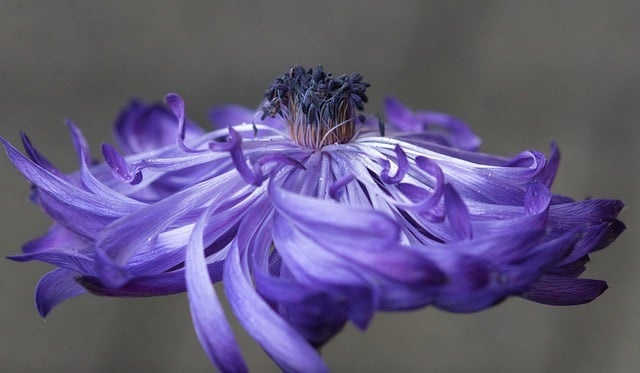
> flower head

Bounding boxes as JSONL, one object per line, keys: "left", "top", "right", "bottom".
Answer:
{"left": 3, "top": 65, "right": 625, "bottom": 372}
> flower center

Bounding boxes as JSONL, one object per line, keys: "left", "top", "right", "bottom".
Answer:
{"left": 261, "top": 65, "right": 369, "bottom": 148}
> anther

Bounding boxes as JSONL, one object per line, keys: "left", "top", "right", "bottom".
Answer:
{"left": 262, "top": 65, "right": 370, "bottom": 148}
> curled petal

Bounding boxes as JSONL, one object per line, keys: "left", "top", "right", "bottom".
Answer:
{"left": 211, "top": 128, "right": 305, "bottom": 186}
{"left": 66, "top": 120, "right": 92, "bottom": 166}
{"left": 114, "top": 99, "right": 205, "bottom": 154}
{"left": 394, "top": 156, "right": 444, "bottom": 216}
{"left": 102, "top": 143, "right": 143, "bottom": 184}
{"left": 166, "top": 93, "right": 204, "bottom": 153}
{"left": 524, "top": 182, "right": 552, "bottom": 216}
{"left": 380, "top": 144, "right": 408, "bottom": 184}
{"left": 538, "top": 142, "right": 560, "bottom": 187}
{"left": 35, "top": 269, "right": 86, "bottom": 318}
{"left": 210, "top": 128, "right": 259, "bottom": 185}
{"left": 384, "top": 96, "right": 481, "bottom": 151}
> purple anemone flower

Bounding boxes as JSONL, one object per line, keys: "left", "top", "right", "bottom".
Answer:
{"left": 3, "top": 65, "right": 625, "bottom": 372}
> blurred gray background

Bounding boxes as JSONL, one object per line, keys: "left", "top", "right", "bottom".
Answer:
{"left": 1, "top": 1, "right": 638, "bottom": 372}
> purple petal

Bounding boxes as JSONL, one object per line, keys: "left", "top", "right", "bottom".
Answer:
{"left": 557, "top": 220, "right": 626, "bottom": 266}
{"left": 22, "top": 224, "right": 89, "bottom": 254}
{"left": 212, "top": 128, "right": 306, "bottom": 187}
{"left": 383, "top": 155, "right": 445, "bottom": 215}
{"left": 186, "top": 208, "right": 247, "bottom": 372}
{"left": 166, "top": 93, "right": 203, "bottom": 153}
{"left": 271, "top": 212, "right": 373, "bottom": 284}
{"left": 9, "top": 250, "right": 96, "bottom": 275}
{"left": 524, "top": 182, "right": 552, "bottom": 216}
{"left": 270, "top": 213, "right": 377, "bottom": 329}
{"left": 521, "top": 276, "right": 608, "bottom": 305}
{"left": 94, "top": 175, "right": 237, "bottom": 287}
{"left": 66, "top": 119, "right": 92, "bottom": 166}
{"left": 113, "top": 99, "right": 145, "bottom": 153}
{"left": 448, "top": 229, "right": 543, "bottom": 265}
{"left": 209, "top": 105, "right": 256, "bottom": 127}
{"left": 20, "top": 132, "right": 65, "bottom": 179}
{"left": 2, "top": 139, "right": 132, "bottom": 236}
{"left": 250, "top": 224, "right": 349, "bottom": 346}
{"left": 415, "top": 110, "right": 482, "bottom": 151}
{"left": 209, "top": 104, "right": 286, "bottom": 132}
{"left": 444, "top": 184, "right": 472, "bottom": 241}
{"left": 78, "top": 261, "right": 223, "bottom": 297}
{"left": 274, "top": 210, "right": 443, "bottom": 288}
{"left": 384, "top": 96, "right": 421, "bottom": 131}
{"left": 224, "top": 209, "right": 329, "bottom": 373}
{"left": 537, "top": 142, "right": 560, "bottom": 187}
{"left": 114, "top": 99, "right": 204, "bottom": 155}
{"left": 102, "top": 143, "right": 143, "bottom": 184}
{"left": 519, "top": 229, "right": 578, "bottom": 270}
{"left": 329, "top": 174, "right": 355, "bottom": 200}
{"left": 210, "top": 128, "right": 261, "bottom": 185}
{"left": 549, "top": 199, "right": 624, "bottom": 226}
{"left": 35, "top": 269, "right": 86, "bottom": 318}
{"left": 384, "top": 97, "right": 481, "bottom": 151}
{"left": 429, "top": 252, "right": 504, "bottom": 312}
{"left": 32, "top": 188, "right": 116, "bottom": 238}
{"left": 380, "top": 144, "right": 409, "bottom": 184}
{"left": 270, "top": 183, "right": 400, "bottom": 249}
{"left": 165, "top": 93, "right": 185, "bottom": 139}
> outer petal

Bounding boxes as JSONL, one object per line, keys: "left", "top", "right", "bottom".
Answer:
{"left": 224, "top": 201, "right": 329, "bottom": 373}
{"left": 20, "top": 132, "right": 66, "bottom": 179}
{"left": 102, "top": 143, "right": 143, "bottom": 184}
{"left": 22, "top": 224, "right": 89, "bottom": 254}
{"left": 114, "top": 99, "right": 204, "bottom": 155}
{"left": 384, "top": 96, "right": 481, "bottom": 151}
{"left": 35, "top": 268, "right": 86, "bottom": 318}
{"left": 94, "top": 171, "right": 243, "bottom": 288}
{"left": 253, "top": 268, "right": 349, "bottom": 346}
{"left": 209, "top": 105, "right": 256, "bottom": 127}
{"left": 9, "top": 250, "right": 96, "bottom": 275}
{"left": 77, "top": 261, "right": 222, "bottom": 297}
{"left": 521, "top": 276, "right": 608, "bottom": 305}
{"left": 186, "top": 207, "right": 247, "bottom": 372}
{"left": 271, "top": 214, "right": 376, "bottom": 329}
{"left": 250, "top": 213, "right": 349, "bottom": 346}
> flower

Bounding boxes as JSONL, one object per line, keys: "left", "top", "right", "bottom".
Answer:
{"left": 3, "top": 65, "right": 625, "bottom": 372}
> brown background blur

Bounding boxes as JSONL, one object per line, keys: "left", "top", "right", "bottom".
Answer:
{"left": 1, "top": 1, "right": 638, "bottom": 372}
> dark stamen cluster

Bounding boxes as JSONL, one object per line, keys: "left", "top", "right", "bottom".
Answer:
{"left": 262, "top": 65, "right": 370, "bottom": 148}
